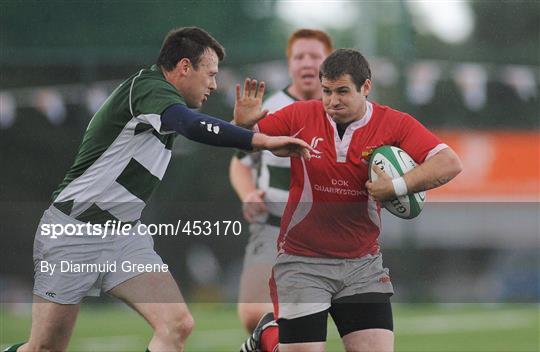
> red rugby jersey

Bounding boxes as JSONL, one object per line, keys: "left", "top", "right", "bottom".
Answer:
{"left": 257, "top": 100, "right": 446, "bottom": 258}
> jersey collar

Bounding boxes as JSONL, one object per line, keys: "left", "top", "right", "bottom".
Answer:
{"left": 326, "top": 101, "right": 373, "bottom": 163}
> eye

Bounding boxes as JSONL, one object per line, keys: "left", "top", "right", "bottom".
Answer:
{"left": 323, "top": 89, "right": 331, "bottom": 95}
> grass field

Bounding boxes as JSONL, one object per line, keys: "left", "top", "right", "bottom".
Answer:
{"left": 1, "top": 303, "right": 538, "bottom": 351}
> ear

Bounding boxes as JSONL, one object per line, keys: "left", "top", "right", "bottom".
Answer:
{"left": 361, "top": 79, "right": 372, "bottom": 96}
{"left": 175, "top": 58, "right": 192, "bottom": 77}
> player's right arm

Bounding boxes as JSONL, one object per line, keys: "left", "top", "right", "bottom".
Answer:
{"left": 160, "top": 103, "right": 311, "bottom": 158}
{"left": 229, "top": 155, "right": 268, "bottom": 223}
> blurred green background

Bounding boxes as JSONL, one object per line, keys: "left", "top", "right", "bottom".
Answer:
{"left": 1, "top": 1, "right": 539, "bottom": 350}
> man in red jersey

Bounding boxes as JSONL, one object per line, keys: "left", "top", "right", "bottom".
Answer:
{"left": 236, "top": 49, "right": 462, "bottom": 352}
{"left": 231, "top": 29, "right": 333, "bottom": 334}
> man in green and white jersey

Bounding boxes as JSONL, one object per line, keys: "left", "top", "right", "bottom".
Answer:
{"left": 230, "top": 29, "right": 333, "bottom": 333}
{"left": 6, "top": 27, "right": 312, "bottom": 352}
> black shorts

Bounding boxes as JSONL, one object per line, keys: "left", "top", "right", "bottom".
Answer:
{"left": 278, "top": 292, "right": 393, "bottom": 344}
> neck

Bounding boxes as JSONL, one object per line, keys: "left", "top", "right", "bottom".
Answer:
{"left": 162, "top": 68, "right": 175, "bottom": 85}
{"left": 162, "top": 68, "right": 183, "bottom": 94}
{"left": 287, "top": 85, "right": 321, "bottom": 101}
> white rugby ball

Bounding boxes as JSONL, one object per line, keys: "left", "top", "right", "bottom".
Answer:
{"left": 369, "top": 146, "right": 425, "bottom": 219}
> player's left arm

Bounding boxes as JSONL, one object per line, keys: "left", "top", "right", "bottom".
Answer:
{"left": 402, "top": 147, "right": 462, "bottom": 192}
{"left": 368, "top": 147, "right": 462, "bottom": 201}
{"left": 366, "top": 113, "right": 462, "bottom": 201}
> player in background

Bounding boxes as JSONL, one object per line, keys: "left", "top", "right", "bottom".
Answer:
{"left": 230, "top": 29, "right": 333, "bottom": 333}
{"left": 4, "top": 27, "right": 313, "bottom": 352}
{"left": 235, "top": 49, "right": 462, "bottom": 352}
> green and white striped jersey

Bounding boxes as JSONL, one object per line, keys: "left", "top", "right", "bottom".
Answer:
{"left": 52, "top": 65, "right": 185, "bottom": 224}
{"left": 237, "top": 88, "right": 297, "bottom": 219}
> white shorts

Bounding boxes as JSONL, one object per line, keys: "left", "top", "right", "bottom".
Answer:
{"left": 33, "top": 206, "right": 165, "bottom": 304}
{"left": 242, "top": 223, "right": 280, "bottom": 267}
{"left": 270, "top": 253, "right": 394, "bottom": 320}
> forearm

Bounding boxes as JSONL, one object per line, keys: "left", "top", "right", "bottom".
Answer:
{"left": 403, "top": 148, "right": 463, "bottom": 194}
{"left": 229, "top": 157, "right": 257, "bottom": 201}
{"left": 161, "top": 104, "right": 254, "bottom": 150}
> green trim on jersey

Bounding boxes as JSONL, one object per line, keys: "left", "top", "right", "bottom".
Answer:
{"left": 281, "top": 86, "right": 300, "bottom": 102}
{"left": 51, "top": 65, "right": 185, "bottom": 223}
{"left": 76, "top": 203, "right": 119, "bottom": 224}
{"left": 116, "top": 158, "right": 160, "bottom": 202}
{"left": 152, "top": 129, "right": 175, "bottom": 150}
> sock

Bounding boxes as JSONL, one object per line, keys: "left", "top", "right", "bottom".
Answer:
{"left": 260, "top": 325, "right": 279, "bottom": 352}
{"left": 3, "top": 343, "right": 25, "bottom": 352}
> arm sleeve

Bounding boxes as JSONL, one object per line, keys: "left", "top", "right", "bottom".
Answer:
{"left": 161, "top": 104, "right": 254, "bottom": 150}
{"left": 256, "top": 103, "right": 296, "bottom": 136}
{"left": 395, "top": 113, "right": 446, "bottom": 163}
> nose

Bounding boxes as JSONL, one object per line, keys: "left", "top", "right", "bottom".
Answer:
{"left": 209, "top": 77, "right": 217, "bottom": 91}
{"left": 329, "top": 93, "right": 340, "bottom": 107}
{"left": 301, "top": 56, "right": 315, "bottom": 69}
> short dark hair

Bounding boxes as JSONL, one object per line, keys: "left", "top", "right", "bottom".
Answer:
{"left": 157, "top": 27, "right": 225, "bottom": 71}
{"left": 319, "top": 49, "right": 371, "bottom": 90}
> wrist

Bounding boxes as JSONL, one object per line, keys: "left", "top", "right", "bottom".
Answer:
{"left": 251, "top": 133, "right": 267, "bottom": 151}
{"left": 392, "top": 177, "right": 408, "bottom": 197}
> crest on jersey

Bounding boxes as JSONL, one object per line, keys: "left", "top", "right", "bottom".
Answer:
{"left": 361, "top": 145, "right": 380, "bottom": 159}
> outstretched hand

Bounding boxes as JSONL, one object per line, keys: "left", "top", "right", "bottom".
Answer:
{"left": 233, "top": 78, "right": 268, "bottom": 129}
{"left": 252, "top": 134, "right": 316, "bottom": 160}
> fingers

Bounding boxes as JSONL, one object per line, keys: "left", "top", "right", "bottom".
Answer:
{"left": 240, "top": 78, "right": 266, "bottom": 98}
{"left": 235, "top": 83, "right": 241, "bottom": 102}
{"left": 302, "top": 147, "right": 311, "bottom": 160}
{"left": 243, "top": 208, "right": 254, "bottom": 223}
{"left": 243, "top": 78, "right": 251, "bottom": 98}
{"left": 242, "top": 195, "right": 268, "bottom": 223}
{"left": 255, "top": 81, "right": 265, "bottom": 99}
{"left": 365, "top": 180, "right": 372, "bottom": 191}
{"left": 372, "top": 164, "right": 388, "bottom": 178}
{"left": 250, "top": 79, "right": 258, "bottom": 97}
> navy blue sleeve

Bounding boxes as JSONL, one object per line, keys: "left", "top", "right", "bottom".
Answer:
{"left": 160, "top": 103, "right": 254, "bottom": 151}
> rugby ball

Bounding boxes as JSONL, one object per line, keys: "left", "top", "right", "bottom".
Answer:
{"left": 369, "top": 146, "right": 425, "bottom": 219}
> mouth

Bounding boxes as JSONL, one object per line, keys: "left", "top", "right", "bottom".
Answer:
{"left": 328, "top": 107, "right": 345, "bottom": 112}
{"left": 300, "top": 73, "right": 317, "bottom": 82}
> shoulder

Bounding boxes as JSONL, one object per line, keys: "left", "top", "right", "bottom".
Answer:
{"left": 371, "top": 101, "right": 409, "bottom": 122}
{"left": 136, "top": 66, "right": 176, "bottom": 90}
{"left": 291, "top": 99, "right": 324, "bottom": 112}
{"left": 272, "top": 99, "right": 324, "bottom": 118}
